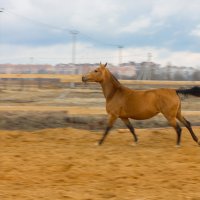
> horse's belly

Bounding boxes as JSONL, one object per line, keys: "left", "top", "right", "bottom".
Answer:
{"left": 121, "top": 108, "right": 159, "bottom": 120}
{"left": 129, "top": 112, "right": 159, "bottom": 120}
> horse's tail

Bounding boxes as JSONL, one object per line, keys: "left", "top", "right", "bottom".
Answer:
{"left": 176, "top": 86, "right": 200, "bottom": 97}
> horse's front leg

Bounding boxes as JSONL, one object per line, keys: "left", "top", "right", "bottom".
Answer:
{"left": 121, "top": 118, "right": 138, "bottom": 144}
{"left": 98, "top": 115, "right": 117, "bottom": 145}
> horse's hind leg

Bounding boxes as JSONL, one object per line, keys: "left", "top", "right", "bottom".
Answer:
{"left": 176, "top": 113, "right": 199, "bottom": 144}
{"left": 166, "top": 117, "right": 182, "bottom": 146}
{"left": 120, "top": 118, "right": 138, "bottom": 143}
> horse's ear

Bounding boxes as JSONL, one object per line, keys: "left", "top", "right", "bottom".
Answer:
{"left": 100, "top": 62, "right": 107, "bottom": 68}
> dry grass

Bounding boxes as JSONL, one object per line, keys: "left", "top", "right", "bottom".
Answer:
{"left": 0, "top": 105, "right": 199, "bottom": 116}
{"left": 0, "top": 74, "right": 200, "bottom": 85}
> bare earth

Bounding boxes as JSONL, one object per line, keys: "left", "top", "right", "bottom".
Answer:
{"left": 0, "top": 86, "right": 199, "bottom": 199}
{"left": 1, "top": 127, "right": 200, "bottom": 200}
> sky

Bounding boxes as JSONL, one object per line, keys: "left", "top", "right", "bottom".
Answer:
{"left": 0, "top": 0, "right": 200, "bottom": 67}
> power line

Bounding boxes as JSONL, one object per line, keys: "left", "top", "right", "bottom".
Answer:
{"left": 70, "top": 30, "right": 79, "bottom": 64}
{"left": 1, "top": 8, "right": 125, "bottom": 65}
{"left": 79, "top": 32, "right": 119, "bottom": 47}
{"left": 2, "top": 8, "right": 121, "bottom": 48}
{"left": 2, "top": 9, "right": 71, "bottom": 32}
{"left": 0, "top": 53, "right": 154, "bottom": 63}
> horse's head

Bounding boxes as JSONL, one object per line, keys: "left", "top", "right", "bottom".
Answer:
{"left": 82, "top": 63, "right": 107, "bottom": 83}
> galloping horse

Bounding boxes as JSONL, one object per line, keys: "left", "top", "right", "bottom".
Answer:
{"left": 82, "top": 63, "right": 200, "bottom": 146}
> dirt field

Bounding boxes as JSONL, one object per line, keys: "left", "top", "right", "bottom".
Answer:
{"left": 1, "top": 127, "right": 200, "bottom": 200}
{"left": 0, "top": 84, "right": 199, "bottom": 199}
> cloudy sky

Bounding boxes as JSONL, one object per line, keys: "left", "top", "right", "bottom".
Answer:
{"left": 1, "top": 0, "right": 200, "bottom": 67}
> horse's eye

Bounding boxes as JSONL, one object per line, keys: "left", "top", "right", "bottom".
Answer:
{"left": 94, "top": 70, "right": 98, "bottom": 73}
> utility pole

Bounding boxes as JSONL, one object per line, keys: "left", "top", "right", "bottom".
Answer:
{"left": 145, "top": 52, "right": 152, "bottom": 80}
{"left": 137, "top": 52, "right": 153, "bottom": 80}
{"left": 30, "top": 57, "right": 34, "bottom": 64}
{"left": 0, "top": 8, "right": 4, "bottom": 36}
{"left": 0, "top": 8, "right": 4, "bottom": 63}
{"left": 70, "top": 30, "right": 79, "bottom": 65}
{"left": 118, "top": 45, "right": 123, "bottom": 67}
{"left": 69, "top": 30, "right": 78, "bottom": 88}
{"left": 147, "top": 52, "right": 152, "bottom": 62}
{"left": 117, "top": 45, "right": 123, "bottom": 80}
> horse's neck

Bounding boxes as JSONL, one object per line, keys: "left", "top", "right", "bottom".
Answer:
{"left": 100, "top": 72, "right": 121, "bottom": 100}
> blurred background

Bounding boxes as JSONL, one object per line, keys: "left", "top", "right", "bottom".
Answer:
{"left": 0, "top": 0, "right": 199, "bottom": 131}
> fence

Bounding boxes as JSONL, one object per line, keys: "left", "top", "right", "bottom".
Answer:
{"left": 0, "top": 74, "right": 199, "bottom": 86}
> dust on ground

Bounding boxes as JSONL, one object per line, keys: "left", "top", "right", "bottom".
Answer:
{"left": 0, "top": 127, "right": 200, "bottom": 200}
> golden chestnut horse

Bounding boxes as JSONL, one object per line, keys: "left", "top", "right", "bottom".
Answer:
{"left": 82, "top": 63, "right": 200, "bottom": 146}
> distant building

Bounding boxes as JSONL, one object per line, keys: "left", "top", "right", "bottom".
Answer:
{"left": 0, "top": 62, "right": 199, "bottom": 80}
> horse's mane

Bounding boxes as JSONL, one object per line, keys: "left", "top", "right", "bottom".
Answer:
{"left": 107, "top": 69, "right": 121, "bottom": 88}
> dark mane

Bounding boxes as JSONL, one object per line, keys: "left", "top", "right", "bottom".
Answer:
{"left": 108, "top": 70, "right": 121, "bottom": 88}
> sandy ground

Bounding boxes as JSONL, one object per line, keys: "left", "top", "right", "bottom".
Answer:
{"left": 1, "top": 127, "right": 200, "bottom": 200}
{"left": 0, "top": 86, "right": 199, "bottom": 199}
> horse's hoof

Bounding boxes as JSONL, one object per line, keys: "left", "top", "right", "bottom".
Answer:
{"left": 130, "top": 142, "right": 137, "bottom": 146}
{"left": 94, "top": 142, "right": 100, "bottom": 146}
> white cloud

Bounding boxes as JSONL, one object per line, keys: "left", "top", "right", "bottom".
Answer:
{"left": 151, "top": 1, "right": 182, "bottom": 19}
{"left": 119, "top": 47, "right": 200, "bottom": 67}
{"left": 150, "top": 49, "right": 200, "bottom": 67}
{"left": 190, "top": 25, "right": 200, "bottom": 37}
{"left": 1, "top": 0, "right": 200, "bottom": 67}
{"left": 1, "top": 43, "right": 200, "bottom": 68}
{"left": 120, "top": 17, "right": 152, "bottom": 34}
{"left": 151, "top": 0, "right": 200, "bottom": 20}
{"left": 158, "top": 51, "right": 200, "bottom": 67}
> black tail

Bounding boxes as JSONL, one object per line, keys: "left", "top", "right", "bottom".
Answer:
{"left": 176, "top": 86, "right": 200, "bottom": 97}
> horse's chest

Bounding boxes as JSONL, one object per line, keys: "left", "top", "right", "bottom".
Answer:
{"left": 106, "top": 100, "right": 122, "bottom": 115}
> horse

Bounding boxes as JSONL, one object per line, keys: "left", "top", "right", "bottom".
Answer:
{"left": 82, "top": 63, "right": 200, "bottom": 146}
